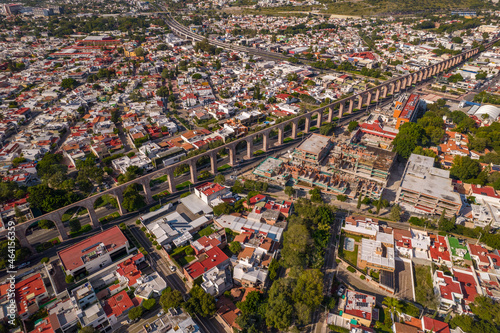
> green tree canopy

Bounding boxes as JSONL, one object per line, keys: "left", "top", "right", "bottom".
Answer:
{"left": 392, "top": 122, "right": 428, "bottom": 159}
{"left": 160, "top": 287, "right": 183, "bottom": 311}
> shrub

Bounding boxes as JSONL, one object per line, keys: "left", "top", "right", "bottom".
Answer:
{"left": 65, "top": 275, "right": 74, "bottom": 284}
{"left": 347, "top": 266, "right": 356, "bottom": 273}
{"left": 360, "top": 275, "right": 366, "bottom": 280}
{"left": 119, "top": 223, "right": 127, "bottom": 230}
{"left": 136, "top": 220, "right": 141, "bottom": 225}
{"left": 180, "top": 192, "right": 191, "bottom": 198}
{"left": 156, "top": 245, "right": 162, "bottom": 250}
{"left": 40, "top": 257, "right": 50, "bottom": 264}
{"left": 185, "top": 247, "right": 194, "bottom": 255}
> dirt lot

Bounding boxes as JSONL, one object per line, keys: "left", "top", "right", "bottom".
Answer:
{"left": 395, "top": 259, "right": 414, "bottom": 301}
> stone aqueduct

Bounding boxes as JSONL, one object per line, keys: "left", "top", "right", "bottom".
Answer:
{"left": 1, "top": 42, "right": 492, "bottom": 252}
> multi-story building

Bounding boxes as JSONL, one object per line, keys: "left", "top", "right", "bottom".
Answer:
{"left": 393, "top": 93, "right": 426, "bottom": 129}
{"left": 291, "top": 133, "right": 333, "bottom": 165}
{"left": 58, "top": 226, "right": 131, "bottom": 277}
{"left": 194, "top": 182, "right": 230, "bottom": 206}
{"left": 0, "top": 273, "right": 49, "bottom": 319}
{"left": 396, "top": 154, "right": 462, "bottom": 218}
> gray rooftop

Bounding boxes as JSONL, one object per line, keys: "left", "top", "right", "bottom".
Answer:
{"left": 400, "top": 154, "right": 461, "bottom": 204}
{"left": 296, "top": 134, "right": 331, "bottom": 155}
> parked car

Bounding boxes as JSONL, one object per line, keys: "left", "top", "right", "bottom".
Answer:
{"left": 170, "top": 266, "right": 176, "bottom": 272}
{"left": 157, "top": 310, "right": 164, "bottom": 317}
{"left": 337, "top": 285, "right": 345, "bottom": 297}
{"left": 19, "top": 262, "right": 30, "bottom": 269}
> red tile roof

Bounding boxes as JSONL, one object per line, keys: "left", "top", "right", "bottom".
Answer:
{"left": 422, "top": 316, "right": 450, "bottom": 333}
{"left": 184, "top": 246, "right": 229, "bottom": 280}
{"left": 453, "top": 270, "right": 478, "bottom": 303}
{"left": 103, "top": 290, "right": 134, "bottom": 318}
{"left": 0, "top": 273, "right": 48, "bottom": 317}
{"left": 29, "top": 319, "right": 55, "bottom": 333}
{"left": 58, "top": 226, "right": 128, "bottom": 272}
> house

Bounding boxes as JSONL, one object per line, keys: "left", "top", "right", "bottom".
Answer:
{"left": 0, "top": 273, "right": 49, "bottom": 319}
{"left": 194, "top": 182, "right": 230, "bottom": 206}
{"left": 183, "top": 246, "right": 230, "bottom": 283}
{"left": 341, "top": 290, "right": 376, "bottom": 327}
{"left": 421, "top": 316, "right": 451, "bottom": 333}
{"left": 103, "top": 290, "right": 134, "bottom": 326}
{"left": 429, "top": 235, "right": 452, "bottom": 267}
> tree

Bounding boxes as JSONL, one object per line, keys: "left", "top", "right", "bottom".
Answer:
{"left": 309, "top": 188, "right": 322, "bottom": 203}
{"left": 61, "top": 78, "right": 78, "bottom": 90}
{"left": 268, "top": 258, "right": 280, "bottom": 281}
{"left": 160, "top": 287, "right": 183, "bottom": 311}
{"left": 348, "top": 121, "right": 359, "bottom": 132}
{"left": 157, "top": 86, "right": 169, "bottom": 98}
{"left": 183, "top": 285, "right": 216, "bottom": 317}
{"left": 470, "top": 296, "right": 500, "bottom": 327}
{"left": 451, "top": 156, "right": 481, "bottom": 181}
{"left": 142, "top": 298, "right": 156, "bottom": 311}
{"left": 213, "top": 202, "right": 232, "bottom": 216}
{"left": 40, "top": 257, "right": 50, "bottom": 264}
{"left": 68, "top": 218, "right": 81, "bottom": 233}
{"left": 293, "top": 269, "right": 324, "bottom": 310}
{"left": 266, "top": 279, "right": 294, "bottom": 331}
{"left": 128, "top": 306, "right": 143, "bottom": 320}
{"left": 281, "top": 224, "right": 311, "bottom": 268}
{"left": 357, "top": 194, "right": 362, "bottom": 209}
{"left": 214, "top": 174, "right": 225, "bottom": 185}
{"left": 392, "top": 122, "right": 428, "bottom": 159}
{"left": 319, "top": 122, "right": 334, "bottom": 136}
{"left": 38, "top": 220, "right": 54, "bottom": 229}
{"left": 284, "top": 186, "right": 295, "bottom": 198}
{"left": 390, "top": 205, "right": 402, "bottom": 222}
{"left": 122, "top": 184, "right": 146, "bottom": 212}
{"left": 12, "top": 157, "right": 26, "bottom": 167}
{"left": 229, "top": 241, "right": 242, "bottom": 254}
{"left": 383, "top": 297, "right": 403, "bottom": 323}
{"left": 134, "top": 47, "right": 145, "bottom": 57}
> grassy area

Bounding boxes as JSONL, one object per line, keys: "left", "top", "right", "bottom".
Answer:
{"left": 414, "top": 265, "right": 438, "bottom": 309}
{"left": 342, "top": 232, "right": 366, "bottom": 242}
{"left": 61, "top": 207, "right": 78, "bottom": 222}
{"left": 35, "top": 237, "right": 61, "bottom": 253}
{"left": 176, "top": 181, "right": 192, "bottom": 190}
{"left": 310, "top": 126, "right": 318, "bottom": 131}
{"left": 152, "top": 190, "right": 170, "bottom": 201}
{"left": 99, "top": 212, "right": 120, "bottom": 224}
{"left": 253, "top": 150, "right": 265, "bottom": 156}
{"left": 69, "top": 224, "right": 93, "bottom": 238}
{"left": 150, "top": 174, "right": 168, "bottom": 187}
{"left": 283, "top": 137, "right": 293, "bottom": 143}
{"left": 338, "top": 236, "right": 358, "bottom": 266}
{"left": 198, "top": 225, "right": 216, "bottom": 238}
{"left": 217, "top": 164, "right": 231, "bottom": 172}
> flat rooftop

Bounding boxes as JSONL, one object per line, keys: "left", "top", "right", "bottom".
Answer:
{"left": 296, "top": 133, "right": 331, "bottom": 156}
{"left": 400, "top": 154, "right": 461, "bottom": 204}
{"left": 58, "top": 226, "right": 128, "bottom": 272}
{"left": 360, "top": 238, "right": 395, "bottom": 270}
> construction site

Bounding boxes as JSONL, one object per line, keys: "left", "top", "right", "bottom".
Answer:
{"left": 252, "top": 134, "right": 396, "bottom": 200}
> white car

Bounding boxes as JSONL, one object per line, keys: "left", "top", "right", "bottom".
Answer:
{"left": 170, "top": 266, "right": 176, "bottom": 272}
{"left": 337, "top": 285, "right": 345, "bottom": 297}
